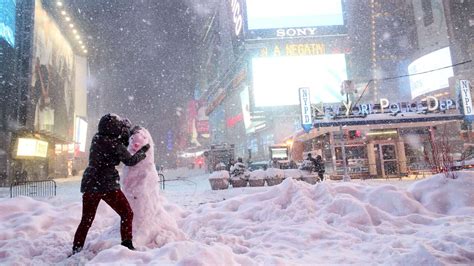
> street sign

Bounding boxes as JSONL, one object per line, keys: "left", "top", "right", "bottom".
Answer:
{"left": 299, "top": 87, "right": 312, "bottom": 133}
{"left": 460, "top": 80, "right": 474, "bottom": 122}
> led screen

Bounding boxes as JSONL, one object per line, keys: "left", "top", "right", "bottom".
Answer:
{"left": 409, "top": 47, "right": 454, "bottom": 99}
{"left": 75, "top": 117, "right": 88, "bottom": 152}
{"left": 0, "top": 0, "right": 16, "bottom": 47}
{"left": 17, "top": 138, "right": 48, "bottom": 158}
{"left": 252, "top": 54, "right": 347, "bottom": 107}
{"left": 246, "top": 0, "right": 343, "bottom": 30}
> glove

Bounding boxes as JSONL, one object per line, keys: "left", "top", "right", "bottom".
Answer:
{"left": 138, "top": 144, "right": 151, "bottom": 153}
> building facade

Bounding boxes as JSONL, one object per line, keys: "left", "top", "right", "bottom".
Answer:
{"left": 195, "top": 0, "right": 473, "bottom": 177}
{"left": 0, "top": 0, "right": 89, "bottom": 185}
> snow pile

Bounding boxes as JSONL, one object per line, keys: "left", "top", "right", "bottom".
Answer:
{"left": 266, "top": 168, "right": 285, "bottom": 179}
{"left": 407, "top": 172, "right": 474, "bottom": 215}
{"left": 249, "top": 169, "right": 266, "bottom": 180}
{"left": 208, "top": 170, "right": 229, "bottom": 180}
{"left": 283, "top": 168, "right": 302, "bottom": 179}
{"left": 0, "top": 172, "right": 473, "bottom": 264}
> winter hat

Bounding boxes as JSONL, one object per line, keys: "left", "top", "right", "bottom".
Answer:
{"left": 98, "top": 113, "right": 125, "bottom": 137}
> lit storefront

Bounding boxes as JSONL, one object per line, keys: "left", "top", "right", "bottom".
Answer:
{"left": 296, "top": 87, "right": 473, "bottom": 179}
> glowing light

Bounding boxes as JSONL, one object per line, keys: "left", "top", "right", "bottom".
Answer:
{"left": 75, "top": 35, "right": 80, "bottom": 40}
{"left": 69, "top": 23, "right": 74, "bottom": 28}
{"left": 57, "top": 1, "right": 63, "bottom": 7}
{"left": 72, "top": 29, "right": 77, "bottom": 34}
{"left": 65, "top": 16, "right": 71, "bottom": 22}
{"left": 61, "top": 10, "right": 67, "bottom": 15}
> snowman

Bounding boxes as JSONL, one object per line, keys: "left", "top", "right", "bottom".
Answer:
{"left": 121, "top": 126, "right": 185, "bottom": 248}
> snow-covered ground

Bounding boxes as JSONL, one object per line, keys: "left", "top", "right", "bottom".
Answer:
{"left": 0, "top": 169, "right": 473, "bottom": 265}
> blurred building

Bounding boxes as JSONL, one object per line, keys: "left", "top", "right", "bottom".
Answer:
{"left": 194, "top": 0, "right": 473, "bottom": 178}
{"left": 0, "top": 0, "right": 89, "bottom": 185}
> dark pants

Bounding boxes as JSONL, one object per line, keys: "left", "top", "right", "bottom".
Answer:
{"left": 318, "top": 172, "right": 324, "bottom": 181}
{"left": 73, "top": 190, "right": 133, "bottom": 249}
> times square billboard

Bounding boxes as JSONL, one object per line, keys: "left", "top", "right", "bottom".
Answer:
{"left": 230, "top": 0, "right": 347, "bottom": 40}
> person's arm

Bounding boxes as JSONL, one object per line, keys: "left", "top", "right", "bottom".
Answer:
{"left": 117, "top": 143, "right": 150, "bottom": 166}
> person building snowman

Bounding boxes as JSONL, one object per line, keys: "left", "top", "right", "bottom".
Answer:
{"left": 72, "top": 114, "right": 150, "bottom": 254}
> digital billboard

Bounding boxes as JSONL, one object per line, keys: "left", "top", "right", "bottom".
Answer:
{"left": 31, "top": 0, "right": 76, "bottom": 138}
{"left": 408, "top": 47, "right": 454, "bottom": 99}
{"left": 245, "top": 0, "right": 345, "bottom": 39}
{"left": 252, "top": 54, "right": 347, "bottom": 107}
{"left": 0, "top": 0, "right": 16, "bottom": 47}
{"left": 74, "top": 117, "right": 88, "bottom": 152}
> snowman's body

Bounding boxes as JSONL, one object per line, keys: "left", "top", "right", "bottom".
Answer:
{"left": 122, "top": 127, "right": 185, "bottom": 248}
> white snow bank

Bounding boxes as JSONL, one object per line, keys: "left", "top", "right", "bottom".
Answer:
{"left": 1, "top": 172, "right": 473, "bottom": 265}
{"left": 266, "top": 168, "right": 285, "bottom": 179}
{"left": 407, "top": 171, "right": 474, "bottom": 215}
{"left": 249, "top": 169, "right": 266, "bottom": 180}
{"left": 283, "top": 169, "right": 303, "bottom": 179}
{"left": 208, "top": 170, "right": 229, "bottom": 180}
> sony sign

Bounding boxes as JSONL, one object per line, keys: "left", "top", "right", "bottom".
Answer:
{"left": 276, "top": 28, "right": 319, "bottom": 38}
{"left": 230, "top": 0, "right": 243, "bottom": 36}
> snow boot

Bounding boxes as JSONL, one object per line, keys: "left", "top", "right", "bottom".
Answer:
{"left": 121, "top": 240, "right": 135, "bottom": 250}
{"left": 70, "top": 245, "right": 82, "bottom": 256}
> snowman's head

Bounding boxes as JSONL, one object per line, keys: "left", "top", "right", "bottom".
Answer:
{"left": 128, "top": 126, "right": 154, "bottom": 164}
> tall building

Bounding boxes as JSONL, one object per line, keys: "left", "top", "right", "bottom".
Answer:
{"left": 0, "top": 0, "right": 89, "bottom": 185}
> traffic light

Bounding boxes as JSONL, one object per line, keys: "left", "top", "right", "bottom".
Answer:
{"left": 348, "top": 130, "right": 361, "bottom": 139}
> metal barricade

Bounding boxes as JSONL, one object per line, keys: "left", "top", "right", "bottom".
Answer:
{"left": 158, "top": 173, "right": 165, "bottom": 190}
{"left": 10, "top": 180, "right": 57, "bottom": 198}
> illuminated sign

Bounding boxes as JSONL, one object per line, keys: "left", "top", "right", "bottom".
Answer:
{"left": 276, "top": 27, "right": 330, "bottom": 38}
{"left": 0, "top": 0, "right": 16, "bottom": 47}
{"left": 252, "top": 54, "right": 347, "bottom": 107}
{"left": 459, "top": 80, "right": 473, "bottom": 121}
{"left": 17, "top": 138, "right": 48, "bottom": 158}
{"left": 299, "top": 87, "right": 312, "bottom": 133}
{"left": 206, "top": 89, "right": 226, "bottom": 115}
{"left": 229, "top": 0, "right": 243, "bottom": 36}
{"left": 74, "top": 117, "right": 88, "bottom": 152}
{"left": 226, "top": 113, "right": 243, "bottom": 128}
{"left": 313, "top": 96, "right": 459, "bottom": 119}
{"left": 245, "top": 0, "right": 346, "bottom": 39}
{"left": 260, "top": 43, "right": 326, "bottom": 57}
{"left": 408, "top": 47, "right": 454, "bottom": 99}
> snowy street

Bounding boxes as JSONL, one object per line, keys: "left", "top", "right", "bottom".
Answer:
{"left": 0, "top": 169, "right": 473, "bottom": 265}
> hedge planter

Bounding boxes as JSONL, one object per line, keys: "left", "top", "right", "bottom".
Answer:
{"left": 230, "top": 178, "right": 248, "bottom": 187}
{"left": 209, "top": 178, "right": 230, "bottom": 190}
{"left": 208, "top": 170, "right": 230, "bottom": 190}
{"left": 249, "top": 179, "right": 265, "bottom": 187}
{"left": 266, "top": 178, "right": 284, "bottom": 186}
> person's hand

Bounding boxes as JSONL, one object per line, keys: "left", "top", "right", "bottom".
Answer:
{"left": 139, "top": 144, "right": 150, "bottom": 153}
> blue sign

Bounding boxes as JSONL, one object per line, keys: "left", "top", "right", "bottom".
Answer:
{"left": 299, "top": 87, "right": 312, "bottom": 133}
{"left": 167, "top": 130, "right": 174, "bottom": 151}
{"left": 0, "top": 0, "right": 16, "bottom": 47}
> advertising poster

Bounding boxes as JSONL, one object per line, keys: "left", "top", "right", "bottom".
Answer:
{"left": 187, "top": 100, "right": 210, "bottom": 147}
{"left": 31, "top": 0, "right": 75, "bottom": 138}
{"left": 0, "top": 0, "right": 16, "bottom": 47}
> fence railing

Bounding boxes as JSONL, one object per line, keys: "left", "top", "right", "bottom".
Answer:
{"left": 10, "top": 180, "right": 57, "bottom": 198}
{"left": 158, "top": 173, "right": 165, "bottom": 190}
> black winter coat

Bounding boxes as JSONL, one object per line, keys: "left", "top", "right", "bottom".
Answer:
{"left": 80, "top": 133, "right": 147, "bottom": 193}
